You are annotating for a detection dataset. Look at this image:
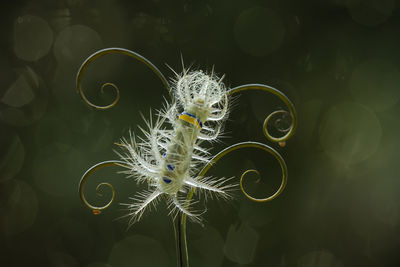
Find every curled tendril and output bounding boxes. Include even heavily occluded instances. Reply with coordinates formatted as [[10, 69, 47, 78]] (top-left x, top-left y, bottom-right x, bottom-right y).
[[271, 110, 292, 133], [79, 160, 129, 214], [264, 110, 292, 147], [180, 141, 288, 265], [76, 47, 170, 110], [240, 165, 287, 202], [198, 141, 287, 202], [228, 84, 297, 144]]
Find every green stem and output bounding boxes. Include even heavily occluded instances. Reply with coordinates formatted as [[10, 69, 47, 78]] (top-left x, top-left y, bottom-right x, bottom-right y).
[[173, 215, 188, 267], [180, 213, 189, 267]]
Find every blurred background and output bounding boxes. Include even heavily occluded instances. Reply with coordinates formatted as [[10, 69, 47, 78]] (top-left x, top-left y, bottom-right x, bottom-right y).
[[1, 0, 400, 266]]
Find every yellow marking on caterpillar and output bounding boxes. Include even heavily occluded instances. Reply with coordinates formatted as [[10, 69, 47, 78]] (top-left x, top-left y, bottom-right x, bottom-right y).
[[179, 112, 203, 128]]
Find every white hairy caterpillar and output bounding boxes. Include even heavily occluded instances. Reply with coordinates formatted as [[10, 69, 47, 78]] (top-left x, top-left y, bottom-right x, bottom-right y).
[[115, 68, 235, 224], [77, 48, 296, 230]]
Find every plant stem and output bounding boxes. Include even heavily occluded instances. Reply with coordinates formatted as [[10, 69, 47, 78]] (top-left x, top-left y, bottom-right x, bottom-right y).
[[173, 215, 188, 267], [180, 213, 189, 267]]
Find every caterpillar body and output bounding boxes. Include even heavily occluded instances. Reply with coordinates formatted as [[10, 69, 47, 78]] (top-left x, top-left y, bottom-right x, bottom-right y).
[[117, 69, 233, 225]]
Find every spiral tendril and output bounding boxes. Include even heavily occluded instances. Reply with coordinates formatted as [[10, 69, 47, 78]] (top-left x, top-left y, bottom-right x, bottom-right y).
[[180, 141, 288, 264], [79, 160, 129, 213], [76, 47, 170, 110], [100, 82, 119, 96], [227, 84, 297, 144], [272, 110, 292, 132], [198, 141, 287, 202]]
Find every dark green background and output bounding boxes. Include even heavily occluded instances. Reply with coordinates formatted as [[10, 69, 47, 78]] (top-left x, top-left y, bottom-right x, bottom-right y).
[[1, 0, 400, 266]]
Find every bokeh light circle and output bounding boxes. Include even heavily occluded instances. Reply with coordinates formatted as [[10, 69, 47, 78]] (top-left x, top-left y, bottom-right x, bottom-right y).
[[298, 250, 343, 267], [224, 222, 259, 264], [234, 7, 285, 57], [54, 25, 102, 64], [0, 179, 38, 236], [319, 102, 382, 165], [0, 66, 48, 127], [347, 0, 396, 27], [350, 58, 400, 111], [46, 218, 95, 260], [48, 251, 79, 267], [109, 235, 169, 267], [14, 15, 53, 61], [0, 130, 25, 182], [1, 73, 35, 108], [190, 225, 224, 267]]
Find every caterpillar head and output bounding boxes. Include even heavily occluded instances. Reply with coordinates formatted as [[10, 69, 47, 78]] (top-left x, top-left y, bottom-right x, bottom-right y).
[[174, 70, 227, 122]]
